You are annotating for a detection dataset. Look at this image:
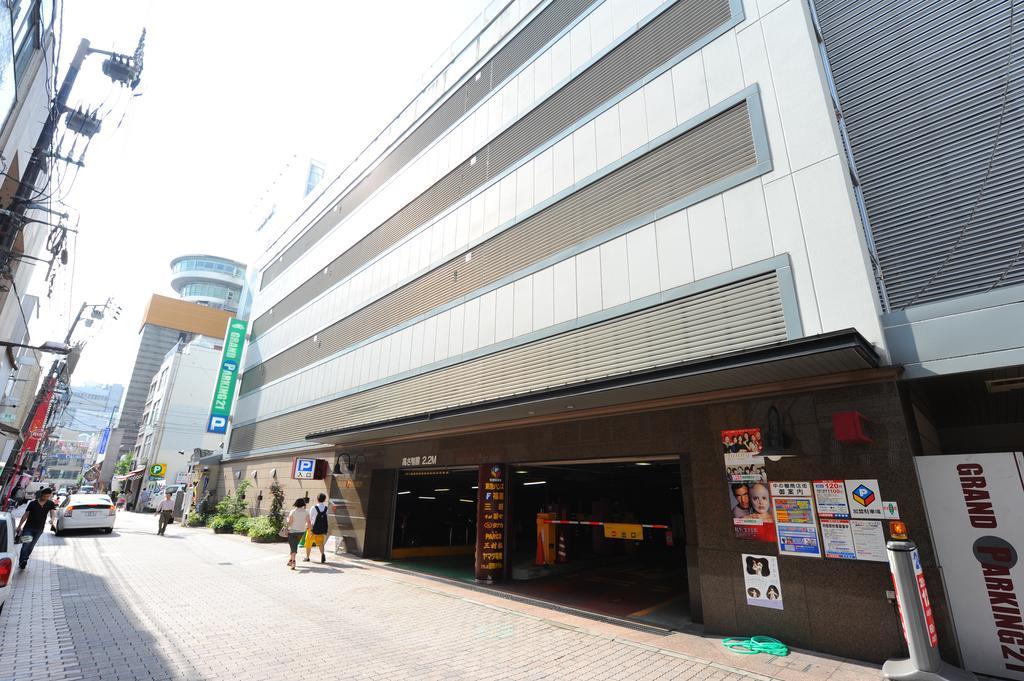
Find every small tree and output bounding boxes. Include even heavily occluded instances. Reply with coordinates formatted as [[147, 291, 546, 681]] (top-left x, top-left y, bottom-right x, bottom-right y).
[[114, 456, 131, 476], [215, 480, 251, 518], [268, 481, 285, 531]]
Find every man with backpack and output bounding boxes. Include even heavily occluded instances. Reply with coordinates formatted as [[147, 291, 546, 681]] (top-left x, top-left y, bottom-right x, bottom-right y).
[[304, 493, 330, 564]]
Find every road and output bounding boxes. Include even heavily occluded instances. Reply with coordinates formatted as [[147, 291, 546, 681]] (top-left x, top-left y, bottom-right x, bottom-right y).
[[0, 511, 879, 681]]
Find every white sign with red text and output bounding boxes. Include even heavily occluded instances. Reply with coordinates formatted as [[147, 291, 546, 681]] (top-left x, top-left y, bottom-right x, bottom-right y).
[[916, 452, 1024, 680]]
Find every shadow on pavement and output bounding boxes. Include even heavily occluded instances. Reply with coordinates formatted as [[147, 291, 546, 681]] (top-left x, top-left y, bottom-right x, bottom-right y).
[[292, 565, 347, 575], [1, 537, 204, 681]]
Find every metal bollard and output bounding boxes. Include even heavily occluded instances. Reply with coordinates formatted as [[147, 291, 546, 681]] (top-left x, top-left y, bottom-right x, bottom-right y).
[[884, 541, 975, 681]]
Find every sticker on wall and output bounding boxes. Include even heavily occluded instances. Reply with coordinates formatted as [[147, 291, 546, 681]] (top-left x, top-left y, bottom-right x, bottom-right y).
[[724, 429, 775, 543], [813, 480, 850, 518], [850, 519, 888, 561], [882, 500, 900, 519], [742, 554, 783, 610], [845, 479, 884, 519], [820, 519, 857, 559], [770, 482, 822, 558]]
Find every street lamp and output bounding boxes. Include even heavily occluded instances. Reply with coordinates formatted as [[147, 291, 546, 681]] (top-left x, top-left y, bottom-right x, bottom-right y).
[[0, 340, 72, 354]]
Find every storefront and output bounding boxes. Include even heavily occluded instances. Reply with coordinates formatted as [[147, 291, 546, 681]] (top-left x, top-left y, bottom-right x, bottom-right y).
[[296, 332, 956, 664]]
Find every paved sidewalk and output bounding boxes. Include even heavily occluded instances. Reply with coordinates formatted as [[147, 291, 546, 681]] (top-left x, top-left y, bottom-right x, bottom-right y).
[[0, 512, 882, 681]]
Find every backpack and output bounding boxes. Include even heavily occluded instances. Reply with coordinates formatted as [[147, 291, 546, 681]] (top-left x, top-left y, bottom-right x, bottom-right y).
[[312, 505, 329, 534]]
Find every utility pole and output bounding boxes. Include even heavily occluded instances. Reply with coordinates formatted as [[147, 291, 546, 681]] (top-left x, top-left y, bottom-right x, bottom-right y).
[[0, 31, 145, 274], [0, 27, 144, 508]]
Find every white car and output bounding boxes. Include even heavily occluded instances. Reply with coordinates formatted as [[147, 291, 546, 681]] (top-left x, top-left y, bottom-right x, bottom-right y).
[[54, 494, 116, 535], [1, 511, 28, 615]]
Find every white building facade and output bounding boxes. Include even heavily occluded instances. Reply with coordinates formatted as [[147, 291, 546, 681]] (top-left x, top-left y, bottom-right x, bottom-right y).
[[215, 0, 992, 671], [131, 338, 223, 505]]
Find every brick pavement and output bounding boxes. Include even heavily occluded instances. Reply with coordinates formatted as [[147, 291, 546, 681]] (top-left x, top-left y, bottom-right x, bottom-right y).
[[0, 512, 882, 681]]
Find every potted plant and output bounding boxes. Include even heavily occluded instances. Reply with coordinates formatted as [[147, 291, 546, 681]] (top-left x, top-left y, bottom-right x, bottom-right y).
[[184, 513, 208, 527], [209, 481, 252, 535], [247, 516, 285, 543], [208, 514, 235, 534]]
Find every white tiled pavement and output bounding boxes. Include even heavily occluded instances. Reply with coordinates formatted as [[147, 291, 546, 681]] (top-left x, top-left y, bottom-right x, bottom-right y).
[[0, 511, 879, 681]]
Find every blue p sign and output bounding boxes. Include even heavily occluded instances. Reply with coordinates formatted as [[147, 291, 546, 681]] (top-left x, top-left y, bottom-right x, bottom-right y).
[[207, 415, 228, 433], [294, 458, 316, 479]]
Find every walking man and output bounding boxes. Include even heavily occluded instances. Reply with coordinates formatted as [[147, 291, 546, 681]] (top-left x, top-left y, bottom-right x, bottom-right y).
[[156, 491, 175, 535], [139, 487, 152, 512], [15, 487, 56, 569], [304, 493, 330, 564]]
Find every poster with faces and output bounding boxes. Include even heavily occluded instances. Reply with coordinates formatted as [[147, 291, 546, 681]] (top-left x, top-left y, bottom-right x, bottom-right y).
[[743, 554, 783, 610], [724, 429, 775, 543]]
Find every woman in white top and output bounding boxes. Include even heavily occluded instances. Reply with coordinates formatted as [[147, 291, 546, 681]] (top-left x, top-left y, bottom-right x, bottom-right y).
[[285, 498, 311, 570]]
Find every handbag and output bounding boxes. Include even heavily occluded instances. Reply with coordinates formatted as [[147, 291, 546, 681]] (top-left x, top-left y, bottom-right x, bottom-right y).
[[278, 526, 289, 538]]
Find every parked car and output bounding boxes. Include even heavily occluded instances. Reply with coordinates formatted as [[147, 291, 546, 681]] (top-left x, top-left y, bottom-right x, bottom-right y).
[[1, 511, 29, 615], [54, 494, 116, 535]]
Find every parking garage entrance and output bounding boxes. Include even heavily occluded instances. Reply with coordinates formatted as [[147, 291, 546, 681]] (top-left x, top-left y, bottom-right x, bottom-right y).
[[388, 457, 690, 629]]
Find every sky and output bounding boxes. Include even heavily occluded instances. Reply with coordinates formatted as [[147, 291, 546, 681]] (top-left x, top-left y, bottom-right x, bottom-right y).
[[25, 0, 485, 387]]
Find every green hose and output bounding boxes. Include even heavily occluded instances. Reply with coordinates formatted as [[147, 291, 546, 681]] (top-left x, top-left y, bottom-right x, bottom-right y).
[[722, 636, 790, 656]]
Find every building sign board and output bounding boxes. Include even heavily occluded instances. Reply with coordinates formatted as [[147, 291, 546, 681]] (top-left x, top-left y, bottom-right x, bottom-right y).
[[770, 482, 821, 558], [912, 548, 939, 647], [292, 458, 316, 480], [22, 391, 54, 454], [916, 452, 1024, 679], [149, 463, 167, 479], [850, 519, 887, 562], [821, 519, 856, 559], [206, 318, 247, 434], [475, 464, 506, 582], [845, 479, 883, 519], [604, 523, 643, 540], [97, 427, 111, 455], [813, 480, 850, 518]]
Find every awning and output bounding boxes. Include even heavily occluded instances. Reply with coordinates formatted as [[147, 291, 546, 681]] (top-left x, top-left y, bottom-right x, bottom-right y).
[[307, 330, 889, 447], [114, 467, 146, 481]]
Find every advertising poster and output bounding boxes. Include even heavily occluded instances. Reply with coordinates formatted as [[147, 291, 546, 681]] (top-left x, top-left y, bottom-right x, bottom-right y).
[[850, 519, 887, 561], [742, 554, 783, 610], [724, 429, 775, 542], [916, 452, 1024, 679], [845, 479, 884, 519], [820, 519, 856, 559], [723, 428, 764, 453], [770, 482, 821, 558], [812, 480, 850, 518]]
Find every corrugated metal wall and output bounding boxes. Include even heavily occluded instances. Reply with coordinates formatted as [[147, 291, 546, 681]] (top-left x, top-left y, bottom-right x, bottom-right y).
[[261, 0, 594, 289], [252, 0, 732, 336], [815, 0, 1024, 309], [229, 272, 786, 454], [240, 101, 756, 394]]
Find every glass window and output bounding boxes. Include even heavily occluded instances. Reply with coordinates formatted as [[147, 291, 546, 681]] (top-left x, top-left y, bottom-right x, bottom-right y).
[[173, 258, 244, 278]]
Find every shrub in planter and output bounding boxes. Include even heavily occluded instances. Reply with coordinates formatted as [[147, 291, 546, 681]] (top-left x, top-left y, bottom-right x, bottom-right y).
[[247, 516, 284, 543], [233, 517, 254, 535], [184, 513, 208, 528], [208, 515, 236, 534]]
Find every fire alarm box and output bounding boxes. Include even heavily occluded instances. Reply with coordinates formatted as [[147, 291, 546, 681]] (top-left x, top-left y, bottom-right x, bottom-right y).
[[832, 411, 872, 445]]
